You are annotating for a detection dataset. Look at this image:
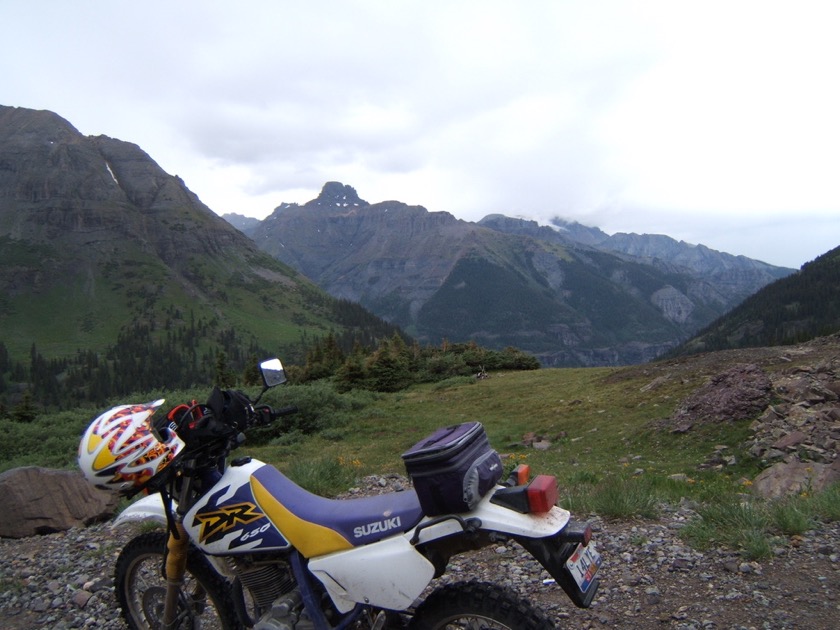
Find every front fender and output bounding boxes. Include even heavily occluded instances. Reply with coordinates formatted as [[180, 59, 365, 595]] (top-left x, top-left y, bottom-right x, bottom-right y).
[[111, 494, 174, 529], [111, 494, 234, 580]]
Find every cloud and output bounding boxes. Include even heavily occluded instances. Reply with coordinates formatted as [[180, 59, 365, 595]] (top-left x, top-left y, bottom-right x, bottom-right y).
[[2, 0, 838, 268]]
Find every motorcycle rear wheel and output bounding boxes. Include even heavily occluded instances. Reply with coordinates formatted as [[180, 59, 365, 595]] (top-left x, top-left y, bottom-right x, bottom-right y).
[[115, 530, 241, 630], [408, 580, 556, 630]]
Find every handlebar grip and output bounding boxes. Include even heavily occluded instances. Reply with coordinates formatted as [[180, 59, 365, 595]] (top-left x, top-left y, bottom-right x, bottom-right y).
[[272, 405, 299, 419], [251, 405, 299, 428]]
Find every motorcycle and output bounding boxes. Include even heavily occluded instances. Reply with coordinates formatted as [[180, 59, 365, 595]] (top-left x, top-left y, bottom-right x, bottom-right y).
[[78, 358, 600, 629]]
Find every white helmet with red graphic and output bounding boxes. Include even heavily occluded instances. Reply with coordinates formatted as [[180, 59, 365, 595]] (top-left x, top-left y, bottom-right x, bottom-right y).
[[78, 399, 185, 494]]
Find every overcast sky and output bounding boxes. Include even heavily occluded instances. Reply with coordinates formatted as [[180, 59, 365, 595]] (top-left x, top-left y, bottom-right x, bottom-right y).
[[4, 1, 839, 268]]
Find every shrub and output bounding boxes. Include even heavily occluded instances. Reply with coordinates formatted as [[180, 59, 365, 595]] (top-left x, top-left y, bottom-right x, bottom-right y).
[[251, 381, 374, 442], [286, 456, 363, 497], [269, 429, 305, 447], [811, 482, 840, 522], [769, 496, 815, 536]]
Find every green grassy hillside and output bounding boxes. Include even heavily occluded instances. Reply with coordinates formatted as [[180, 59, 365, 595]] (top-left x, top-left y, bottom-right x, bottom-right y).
[[249, 363, 742, 485]]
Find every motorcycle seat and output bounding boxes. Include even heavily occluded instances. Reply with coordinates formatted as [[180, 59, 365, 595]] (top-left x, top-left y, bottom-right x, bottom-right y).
[[250, 465, 425, 558]]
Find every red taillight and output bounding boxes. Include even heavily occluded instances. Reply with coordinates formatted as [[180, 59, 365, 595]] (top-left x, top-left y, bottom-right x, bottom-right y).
[[582, 523, 593, 546], [526, 474, 558, 513], [513, 464, 531, 485]]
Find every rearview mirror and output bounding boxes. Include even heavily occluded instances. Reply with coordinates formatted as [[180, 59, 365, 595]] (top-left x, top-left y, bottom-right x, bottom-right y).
[[260, 358, 287, 388]]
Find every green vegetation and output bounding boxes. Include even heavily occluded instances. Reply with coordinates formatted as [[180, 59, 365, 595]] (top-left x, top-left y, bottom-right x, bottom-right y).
[[679, 487, 840, 560], [413, 251, 694, 352], [0, 294, 405, 410], [286, 455, 365, 497], [564, 475, 661, 519], [0, 228, 406, 409], [417, 256, 574, 345], [301, 333, 538, 393], [2, 359, 838, 561]]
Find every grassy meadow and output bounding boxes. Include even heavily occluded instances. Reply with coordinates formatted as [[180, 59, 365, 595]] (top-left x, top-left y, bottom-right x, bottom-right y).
[[250, 366, 738, 481], [4, 363, 838, 559]]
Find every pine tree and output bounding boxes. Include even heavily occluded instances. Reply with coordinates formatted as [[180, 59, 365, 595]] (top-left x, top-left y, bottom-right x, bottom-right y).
[[242, 354, 261, 387], [214, 352, 237, 388], [12, 389, 38, 423], [366, 337, 412, 392]]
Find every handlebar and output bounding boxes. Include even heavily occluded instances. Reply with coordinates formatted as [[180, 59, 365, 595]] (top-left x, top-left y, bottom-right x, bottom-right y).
[[272, 405, 300, 419], [252, 404, 299, 427], [157, 393, 299, 447]]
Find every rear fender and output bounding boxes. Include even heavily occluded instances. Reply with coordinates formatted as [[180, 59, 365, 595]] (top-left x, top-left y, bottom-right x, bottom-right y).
[[410, 493, 571, 545], [408, 493, 599, 608], [515, 523, 600, 608]]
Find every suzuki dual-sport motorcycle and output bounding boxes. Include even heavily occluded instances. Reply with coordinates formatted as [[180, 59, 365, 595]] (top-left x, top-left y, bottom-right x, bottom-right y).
[[78, 359, 601, 630]]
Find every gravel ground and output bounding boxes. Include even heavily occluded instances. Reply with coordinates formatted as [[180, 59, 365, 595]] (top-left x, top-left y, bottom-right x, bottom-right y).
[[452, 508, 840, 629], [1, 493, 839, 630]]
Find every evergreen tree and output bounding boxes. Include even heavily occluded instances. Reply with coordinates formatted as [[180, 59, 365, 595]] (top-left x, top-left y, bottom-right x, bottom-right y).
[[242, 354, 261, 387], [335, 353, 367, 392], [366, 338, 412, 392], [214, 351, 237, 388], [12, 389, 38, 423], [0, 341, 9, 372], [304, 332, 346, 381]]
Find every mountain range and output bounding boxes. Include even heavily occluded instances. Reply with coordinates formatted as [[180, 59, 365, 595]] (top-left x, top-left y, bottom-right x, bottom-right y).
[[0, 106, 398, 400], [231, 182, 793, 366], [0, 103, 813, 398]]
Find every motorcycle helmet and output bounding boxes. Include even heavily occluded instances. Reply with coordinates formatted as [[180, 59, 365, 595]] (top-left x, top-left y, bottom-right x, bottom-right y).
[[78, 399, 185, 494]]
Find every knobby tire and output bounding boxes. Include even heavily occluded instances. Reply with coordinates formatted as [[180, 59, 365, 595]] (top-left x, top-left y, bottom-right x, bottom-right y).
[[408, 580, 556, 630]]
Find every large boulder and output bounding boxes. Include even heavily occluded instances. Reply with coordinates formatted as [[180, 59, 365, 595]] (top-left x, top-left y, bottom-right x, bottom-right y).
[[752, 459, 840, 500], [0, 466, 119, 538]]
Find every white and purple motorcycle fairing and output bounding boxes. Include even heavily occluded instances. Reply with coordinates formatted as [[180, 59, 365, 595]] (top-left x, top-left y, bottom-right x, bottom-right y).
[[113, 457, 573, 613]]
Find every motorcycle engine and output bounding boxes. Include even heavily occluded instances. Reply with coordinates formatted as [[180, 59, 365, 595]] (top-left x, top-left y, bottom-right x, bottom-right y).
[[229, 557, 296, 616]]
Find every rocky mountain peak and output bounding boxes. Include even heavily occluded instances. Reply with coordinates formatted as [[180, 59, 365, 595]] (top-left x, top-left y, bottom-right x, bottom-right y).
[[549, 218, 610, 246], [0, 107, 253, 264], [308, 181, 368, 209], [248, 182, 801, 367], [0, 106, 80, 147]]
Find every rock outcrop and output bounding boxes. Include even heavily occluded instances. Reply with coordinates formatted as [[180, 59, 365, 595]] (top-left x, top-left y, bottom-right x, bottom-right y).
[[666, 363, 773, 433], [662, 341, 840, 498]]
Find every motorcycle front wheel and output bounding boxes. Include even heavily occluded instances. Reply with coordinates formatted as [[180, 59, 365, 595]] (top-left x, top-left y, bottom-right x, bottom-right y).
[[115, 530, 241, 630], [409, 580, 556, 630]]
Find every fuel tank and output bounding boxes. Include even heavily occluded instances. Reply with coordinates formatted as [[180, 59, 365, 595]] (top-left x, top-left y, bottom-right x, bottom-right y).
[[183, 459, 291, 555]]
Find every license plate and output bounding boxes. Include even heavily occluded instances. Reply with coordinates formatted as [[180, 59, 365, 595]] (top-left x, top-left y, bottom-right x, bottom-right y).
[[565, 543, 601, 592]]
